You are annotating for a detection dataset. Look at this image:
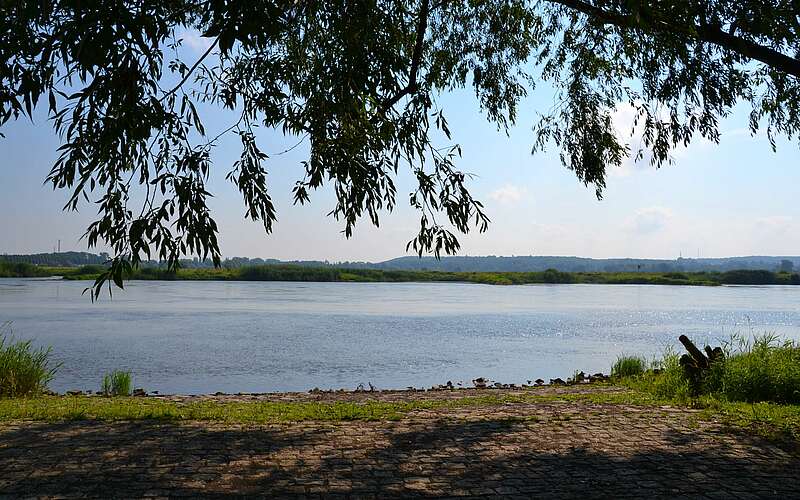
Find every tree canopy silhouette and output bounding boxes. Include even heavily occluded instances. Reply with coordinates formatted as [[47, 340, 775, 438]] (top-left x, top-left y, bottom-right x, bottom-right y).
[[3, 1, 800, 296]]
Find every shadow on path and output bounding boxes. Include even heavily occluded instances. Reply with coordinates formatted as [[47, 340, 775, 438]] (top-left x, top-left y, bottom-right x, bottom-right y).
[[0, 409, 796, 498]]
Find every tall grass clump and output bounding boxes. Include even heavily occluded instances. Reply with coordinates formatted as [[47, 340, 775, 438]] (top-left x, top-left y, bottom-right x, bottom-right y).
[[623, 334, 800, 405], [636, 348, 693, 401], [101, 370, 132, 397], [703, 334, 800, 404], [0, 322, 59, 397], [611, 356, 647, 378]]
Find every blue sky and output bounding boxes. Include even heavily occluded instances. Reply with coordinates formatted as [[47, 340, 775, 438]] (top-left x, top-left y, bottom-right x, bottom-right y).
[[2, 41, 799, 261]]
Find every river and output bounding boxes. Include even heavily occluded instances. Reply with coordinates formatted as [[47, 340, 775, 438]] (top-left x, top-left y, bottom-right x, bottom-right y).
[[1, 279, 798, 394]]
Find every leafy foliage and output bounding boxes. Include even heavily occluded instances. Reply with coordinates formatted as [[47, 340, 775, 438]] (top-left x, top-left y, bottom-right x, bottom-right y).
[[3, 1, 800, 296]]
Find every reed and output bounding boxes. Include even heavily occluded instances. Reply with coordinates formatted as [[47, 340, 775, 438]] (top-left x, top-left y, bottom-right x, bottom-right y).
[[611, 356, 647, 379], [101, 370, 132, 397], [0, 322, 59, 397]]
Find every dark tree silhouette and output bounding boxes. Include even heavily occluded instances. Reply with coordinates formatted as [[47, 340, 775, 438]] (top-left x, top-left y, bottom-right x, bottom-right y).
[[3, 1, 800, 296]]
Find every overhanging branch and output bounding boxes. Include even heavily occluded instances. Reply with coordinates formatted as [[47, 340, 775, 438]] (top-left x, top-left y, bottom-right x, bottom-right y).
[[379, 0, 431, 113], [548, 0, 800, 79]]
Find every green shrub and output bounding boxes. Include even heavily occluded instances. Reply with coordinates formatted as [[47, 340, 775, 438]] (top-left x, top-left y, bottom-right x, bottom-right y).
[[611, 356, 647, 378], [101, 370, 132, 397], [0, 261, 52, 278], [542, 268, 575, 283], [720, 269, 778, 285], [0, 322, 59, 397], [703, 334, 800, 404]]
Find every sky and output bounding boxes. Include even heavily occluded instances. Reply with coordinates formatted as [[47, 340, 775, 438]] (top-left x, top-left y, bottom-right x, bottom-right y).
[[2, 42, 800, 262]]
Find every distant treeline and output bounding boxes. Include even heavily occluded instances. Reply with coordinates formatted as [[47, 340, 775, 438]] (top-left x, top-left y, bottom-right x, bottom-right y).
[[20, 264, 798, 286], [0, 252, 108, 267], [361, 255, 800, 274], [3, 252, 798, 274]]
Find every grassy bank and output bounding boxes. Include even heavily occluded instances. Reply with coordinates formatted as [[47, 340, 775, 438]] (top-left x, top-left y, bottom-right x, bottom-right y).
[[621, 335, 800, 404], [614, 335, 800, 442], [13, 263, 799, 286], [0, 395, 432, 422], [1, 388, 798, 447], [0, 390, 606, 423]]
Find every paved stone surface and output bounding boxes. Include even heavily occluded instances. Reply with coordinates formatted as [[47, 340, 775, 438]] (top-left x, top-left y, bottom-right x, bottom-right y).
[[1, 389, 797, 499]]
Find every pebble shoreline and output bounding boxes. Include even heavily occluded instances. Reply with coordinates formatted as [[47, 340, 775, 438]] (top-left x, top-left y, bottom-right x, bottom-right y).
[[59, 371, 613, 398]]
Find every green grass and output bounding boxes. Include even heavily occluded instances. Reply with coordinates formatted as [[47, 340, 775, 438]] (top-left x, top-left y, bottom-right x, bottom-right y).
[[0, 386, 798, 446], [0, 392, 552, 423], [0, 386, 653, 423], [624, 334, 800, 405], [695, 398, 800, 442], [705, 334, 800, 404], [621, 348, 694, 401], [101, 370, 133, 397], [614, 336, 800, 444], [611, 356, 647, 378], [0, 397, 411, 422], [0, 323, 59, 397]]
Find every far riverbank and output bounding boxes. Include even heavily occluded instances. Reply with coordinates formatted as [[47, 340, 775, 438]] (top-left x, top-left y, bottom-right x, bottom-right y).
[[3, 261, 800, 286]]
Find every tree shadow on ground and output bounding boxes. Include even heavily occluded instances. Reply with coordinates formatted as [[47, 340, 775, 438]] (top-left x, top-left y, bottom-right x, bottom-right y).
[[0, 416, 796, 498]]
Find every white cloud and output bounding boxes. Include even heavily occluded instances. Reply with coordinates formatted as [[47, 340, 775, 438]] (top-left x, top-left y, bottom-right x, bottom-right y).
[[609, 102, 716, 175], [489, 184, 528, 205], [753, 216, 796, 238], [180, 29, 215, 54], [725, 127, 753, 138], [609, 103, 650, 177], [756, 215, 793, 226], [625, 206, 674, 234]]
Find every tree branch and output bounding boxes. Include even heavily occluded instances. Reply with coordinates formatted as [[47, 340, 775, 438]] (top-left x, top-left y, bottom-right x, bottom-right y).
[[379, 0, 431, 113], [548, 0, 800, 79], [161, 36, 220, 102]]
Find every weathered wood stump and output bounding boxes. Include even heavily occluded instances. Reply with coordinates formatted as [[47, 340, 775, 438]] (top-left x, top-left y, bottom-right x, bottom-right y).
[[678, 335, 724, 395]]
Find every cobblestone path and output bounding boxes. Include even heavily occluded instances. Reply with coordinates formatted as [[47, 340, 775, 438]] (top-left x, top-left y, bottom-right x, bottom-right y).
[[1, 389, 797, 499]]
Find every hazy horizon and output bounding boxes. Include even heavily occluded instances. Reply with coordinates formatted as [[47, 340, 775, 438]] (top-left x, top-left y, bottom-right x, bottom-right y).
[[3, 249, 800, 265]]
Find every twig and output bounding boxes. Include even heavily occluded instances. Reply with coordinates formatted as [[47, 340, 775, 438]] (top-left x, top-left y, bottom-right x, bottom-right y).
[[161, 36, 220, 102]]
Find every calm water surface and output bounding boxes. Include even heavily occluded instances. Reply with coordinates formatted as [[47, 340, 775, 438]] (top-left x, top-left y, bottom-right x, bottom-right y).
[[1, 279, 799, 394]]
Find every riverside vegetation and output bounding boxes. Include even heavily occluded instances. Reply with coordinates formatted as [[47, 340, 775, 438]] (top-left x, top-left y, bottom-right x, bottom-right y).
[[101, 370, 133, 397], [0, 322, 60, 398], [0, 324, 798, 445], [3, 260, 800, 286]]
